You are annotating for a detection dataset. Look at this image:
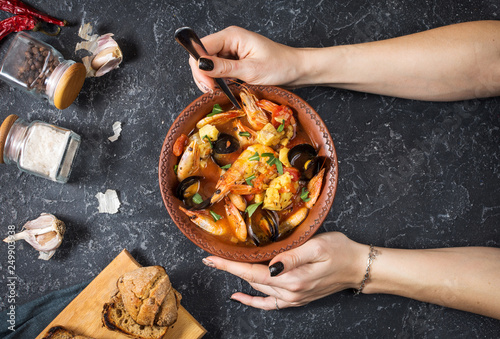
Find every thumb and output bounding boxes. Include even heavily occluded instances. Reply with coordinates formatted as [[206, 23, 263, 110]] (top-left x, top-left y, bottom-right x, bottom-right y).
[[198, 56, 242, 80], [268, 238, 323, 277]]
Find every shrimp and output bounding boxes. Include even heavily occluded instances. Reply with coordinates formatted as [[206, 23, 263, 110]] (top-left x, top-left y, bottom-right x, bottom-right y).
[[211, 144, 277, 204], [228, 193, 247, 211], [305, 168, 325, 209], [196, 110, 245, 129], [234, 119, 257, 147], [240, 88, 269, 130], [257, 99, 297, 139], [230, 185, 264, 195], [177, 140, 200, 182], [179, 207, 227, 236], [224, 197, 247, 242], [278, 207, 309, 237]]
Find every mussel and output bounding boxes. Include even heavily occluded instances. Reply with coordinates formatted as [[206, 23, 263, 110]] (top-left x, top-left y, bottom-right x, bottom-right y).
[[176, 176, 211, 210], [213, 133, 241, 166], [246, 207, 279, 246], [288, 143, 327, 180]]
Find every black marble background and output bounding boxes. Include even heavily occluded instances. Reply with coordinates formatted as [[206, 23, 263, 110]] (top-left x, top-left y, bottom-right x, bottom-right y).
[[1, 0, 500, 338]]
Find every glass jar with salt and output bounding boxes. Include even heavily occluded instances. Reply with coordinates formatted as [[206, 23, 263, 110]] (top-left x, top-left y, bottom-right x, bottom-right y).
[[0, 32, 86, 110], [0, 114, 80, 183]]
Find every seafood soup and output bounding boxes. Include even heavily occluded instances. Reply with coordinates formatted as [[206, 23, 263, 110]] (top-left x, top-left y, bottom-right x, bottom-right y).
[[173, 88, 327, 246]]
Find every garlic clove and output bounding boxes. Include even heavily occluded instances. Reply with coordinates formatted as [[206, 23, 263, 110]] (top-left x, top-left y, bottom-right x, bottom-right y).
[[76, 22, 123, 77], [3, 213, 65, 261], [92, 45, 123, 77]]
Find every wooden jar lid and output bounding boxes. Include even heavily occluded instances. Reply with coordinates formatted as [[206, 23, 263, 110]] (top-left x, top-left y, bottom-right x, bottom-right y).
[[53, 62, 86, 110], [0, 114, 19, 164]]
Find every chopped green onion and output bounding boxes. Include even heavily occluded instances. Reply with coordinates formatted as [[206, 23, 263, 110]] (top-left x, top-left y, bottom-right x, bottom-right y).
[[239, 131, 251, 138], [221, 164, 231, 169], [277, 119, 285, 132], [173, 164, 178, 175], [192, 193, 203, 204], [210, 210, 222, 221], [245, 202, 262, 218], [207, 104, 224, 117], [248, 152, 260, 161], [245, 174, 256, 186], [300, 187, 311, 202]]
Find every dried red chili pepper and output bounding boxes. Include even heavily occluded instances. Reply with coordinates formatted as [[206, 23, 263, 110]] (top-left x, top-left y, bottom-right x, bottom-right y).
[[0, 0, 66, 26], [0, 14, 36, 41]]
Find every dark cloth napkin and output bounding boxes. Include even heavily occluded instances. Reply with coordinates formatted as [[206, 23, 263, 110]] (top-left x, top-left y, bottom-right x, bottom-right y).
[[0, 281, 89, 339]]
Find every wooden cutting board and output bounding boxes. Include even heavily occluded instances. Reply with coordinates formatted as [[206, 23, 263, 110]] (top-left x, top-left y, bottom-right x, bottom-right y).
[[37, 249, 206, 339]]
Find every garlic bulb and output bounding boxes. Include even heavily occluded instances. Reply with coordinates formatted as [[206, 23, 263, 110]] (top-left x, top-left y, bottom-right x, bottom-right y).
[[75, 22, 123, 77], [3, 213, 65, 260]]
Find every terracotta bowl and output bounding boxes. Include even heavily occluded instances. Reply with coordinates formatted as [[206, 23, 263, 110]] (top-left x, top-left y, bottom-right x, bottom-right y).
[[159, 84, 338, 262]]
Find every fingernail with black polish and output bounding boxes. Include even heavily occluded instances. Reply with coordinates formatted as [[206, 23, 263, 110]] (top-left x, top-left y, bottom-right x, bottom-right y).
[[199, 57, 214, 71], [269, 262, 284, 277]]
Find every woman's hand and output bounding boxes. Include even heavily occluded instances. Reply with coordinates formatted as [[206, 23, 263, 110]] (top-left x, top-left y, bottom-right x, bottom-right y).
[[188, 26, 304, 93], [202, 232, 368, 310]]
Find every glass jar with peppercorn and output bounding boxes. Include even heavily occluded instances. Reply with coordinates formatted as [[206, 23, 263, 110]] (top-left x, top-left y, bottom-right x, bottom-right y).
[[0, 114, 81, 183], [0, 32, 86, 109]]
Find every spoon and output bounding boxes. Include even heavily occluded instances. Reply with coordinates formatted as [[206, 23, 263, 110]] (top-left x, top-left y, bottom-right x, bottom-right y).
[[174, 27, 242, 110]]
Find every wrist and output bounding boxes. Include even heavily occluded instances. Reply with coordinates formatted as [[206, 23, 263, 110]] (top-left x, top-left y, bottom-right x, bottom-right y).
[[292, 45, 350, 87], [354, 245, 380, 295]]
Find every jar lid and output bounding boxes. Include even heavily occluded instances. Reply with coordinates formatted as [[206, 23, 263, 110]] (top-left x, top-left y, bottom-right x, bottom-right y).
[[0, 114, 19, 164], [53, 62, 86, 110]]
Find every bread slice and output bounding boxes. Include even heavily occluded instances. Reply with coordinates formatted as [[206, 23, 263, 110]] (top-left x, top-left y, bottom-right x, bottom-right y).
[[102, 293, 168, 339], [41, 326, 93, 339]]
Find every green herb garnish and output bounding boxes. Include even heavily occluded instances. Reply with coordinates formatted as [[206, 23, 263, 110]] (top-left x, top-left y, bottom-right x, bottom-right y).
[[275, 159, 283, 175], [192, 193, 203, 204], [221, 164, 231, 169], [248, 152, 260, 161], [202, 135, 213, 148], [210, 210, 222, 221], [277, 119, 285, 132], [245, 202, 263, 218], [300, 187, 311, 202], [173, 164, 178, 175], [207, 104, 224, 117], [245, 174, 256, 186], [262, 153, 284, 175], [239, 131, 251, 138]]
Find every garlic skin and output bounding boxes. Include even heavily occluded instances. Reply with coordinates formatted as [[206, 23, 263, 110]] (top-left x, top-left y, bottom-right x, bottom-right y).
[[76, 22, 123, 77], [3, 213, 65, 260]]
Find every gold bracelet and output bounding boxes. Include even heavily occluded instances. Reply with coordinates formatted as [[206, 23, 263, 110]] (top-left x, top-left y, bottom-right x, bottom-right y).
[[354, 245, 378, 295]]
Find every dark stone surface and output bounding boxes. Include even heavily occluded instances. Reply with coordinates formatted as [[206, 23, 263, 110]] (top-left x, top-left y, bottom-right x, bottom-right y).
[[1, 0, 499, 338]]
